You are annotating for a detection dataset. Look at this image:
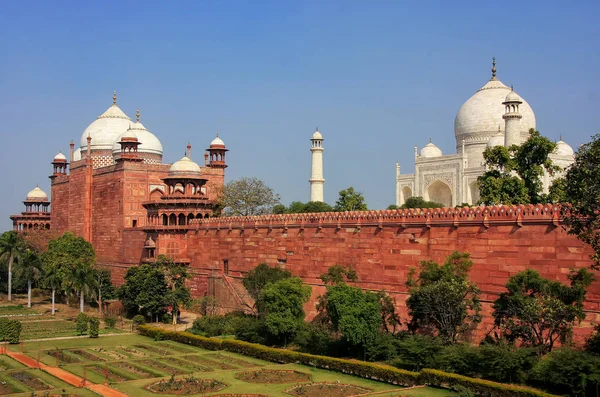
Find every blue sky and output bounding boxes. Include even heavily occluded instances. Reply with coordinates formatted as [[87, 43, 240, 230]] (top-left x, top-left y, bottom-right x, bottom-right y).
[[1, 1, 599, 231]]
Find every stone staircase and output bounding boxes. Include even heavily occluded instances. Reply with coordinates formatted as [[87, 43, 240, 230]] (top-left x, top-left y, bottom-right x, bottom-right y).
[[222, 275, 255, 314]]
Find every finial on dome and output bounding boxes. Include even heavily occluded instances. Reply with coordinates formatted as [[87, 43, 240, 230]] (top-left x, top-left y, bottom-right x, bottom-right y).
[[559, 134, 563, 141], [113, 91, 117, 105], [491, 56, 497, 81], [429, 137, 432, 143], [216, 133, 219, 137], [136, 109, 140, 122]]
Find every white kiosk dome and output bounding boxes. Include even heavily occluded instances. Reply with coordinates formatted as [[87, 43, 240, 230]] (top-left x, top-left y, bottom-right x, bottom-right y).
[[210, 135, 225, 147], [555, 138, 574, 156], [80, 92, 132, 151], [420, 141, 443, 158], [26, 186, 48, 201], [112, 119, 163, 156], [54, 152, 67, 161], [169, 156, 201, 174]]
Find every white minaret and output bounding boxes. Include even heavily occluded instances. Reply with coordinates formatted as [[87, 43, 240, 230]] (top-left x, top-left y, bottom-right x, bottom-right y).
[[309, 128, 325, 202], [503, 86, 523, 148]]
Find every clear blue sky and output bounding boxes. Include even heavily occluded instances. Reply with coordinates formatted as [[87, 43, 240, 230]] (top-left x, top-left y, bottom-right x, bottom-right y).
[[1, 1, 599, 231]]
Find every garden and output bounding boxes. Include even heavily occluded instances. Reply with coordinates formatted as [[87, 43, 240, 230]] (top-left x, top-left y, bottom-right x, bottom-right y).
[[4, 334, 456, 397]]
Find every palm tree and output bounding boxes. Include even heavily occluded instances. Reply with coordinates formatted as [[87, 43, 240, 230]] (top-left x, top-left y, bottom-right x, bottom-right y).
[[0, 231, 25, 302], [42, 263, 62, 315], [17, 249, 43, 308], [69, 261, 97, 313]]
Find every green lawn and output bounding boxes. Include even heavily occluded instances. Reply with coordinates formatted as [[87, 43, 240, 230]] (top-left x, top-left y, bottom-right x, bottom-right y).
[[12, 335, 457, 397]]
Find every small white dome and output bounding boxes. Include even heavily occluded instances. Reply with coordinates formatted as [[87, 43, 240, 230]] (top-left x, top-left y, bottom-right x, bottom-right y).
[[73, 148, 82, 161], [80, 103, 132, 151], [555, 139, 574, 156], [420, 141, 443, 158], [54, 152, 67, 161], [312, 130, 323, 140], [487, 134, 505, 148], [504, 89, 522, 103], [210, 135, 225, 147], [112, 122, 163, 155], [26, 186, 48, 201], [169, 156, 201, 174]]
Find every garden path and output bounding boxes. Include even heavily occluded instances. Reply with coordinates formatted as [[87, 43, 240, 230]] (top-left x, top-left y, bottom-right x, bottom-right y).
[[5, 350, 129, 397]]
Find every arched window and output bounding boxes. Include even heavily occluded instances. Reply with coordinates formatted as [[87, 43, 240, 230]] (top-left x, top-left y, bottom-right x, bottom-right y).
[[204, 213, 210, 219], [427, 180, 453, 207], [178, 214, 186, 225], [187, 213, 194, 223], [166, 241, 179, 258], [169, 214, 177, 225], [162, 214, 168, 226]]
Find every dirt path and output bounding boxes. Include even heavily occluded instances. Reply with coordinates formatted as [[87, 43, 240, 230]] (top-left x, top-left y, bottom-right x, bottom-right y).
[[6, 351, 129, 397]]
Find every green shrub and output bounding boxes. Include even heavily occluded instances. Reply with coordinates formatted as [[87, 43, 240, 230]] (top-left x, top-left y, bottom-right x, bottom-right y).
[[393, 334, 443, 371], [89, 318, 99, 338], [0, 318, 22, 343], [478, 343, 539, 384], [586, 324, 600, 355], [162, 313, 172, 324], [292, 321, 335, 355], [76, 313, 88, 335], [192, 313, 239, 337], [138, 326, 223, 350], [529, 348, 600, 397], [421, 368, 561, 397], [132, 315, 146, 328], [232, 316, 267, 344], [434, 344, 480, 377], [365, 332, 400, 361], [103, 316, 117, 328]]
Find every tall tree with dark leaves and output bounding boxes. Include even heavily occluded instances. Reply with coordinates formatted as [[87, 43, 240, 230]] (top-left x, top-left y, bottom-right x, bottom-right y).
[[0, 231, 26, 302], [220, 177, 280, 216], [334, 187, 368, 212]]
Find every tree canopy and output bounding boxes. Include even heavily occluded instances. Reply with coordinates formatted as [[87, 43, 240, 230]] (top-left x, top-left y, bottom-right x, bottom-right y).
[[334, 187, 368, 212], [477, 129, 560, 205], [273, 201, 334, 214], [220, 177, 280, 216], [562, 134, 600, 269], [242, 263, 292, 302], [400, 196, 444, 209], [406, 251, 481, 343], [0, 231, 26, 301], [492, 268, 594, 352]]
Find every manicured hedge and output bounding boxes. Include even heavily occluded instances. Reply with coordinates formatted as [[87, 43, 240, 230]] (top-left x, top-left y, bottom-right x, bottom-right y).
[[138, 325, 223, 351], [421, 369, 562, 397], [0, 317, 22, 344]]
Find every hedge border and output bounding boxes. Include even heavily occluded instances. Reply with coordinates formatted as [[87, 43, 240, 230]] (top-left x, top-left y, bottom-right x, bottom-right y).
[[137, 326, 561, 397]]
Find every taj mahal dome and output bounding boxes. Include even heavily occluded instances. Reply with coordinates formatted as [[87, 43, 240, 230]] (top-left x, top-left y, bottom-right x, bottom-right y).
[[395, 59, 575, 207]]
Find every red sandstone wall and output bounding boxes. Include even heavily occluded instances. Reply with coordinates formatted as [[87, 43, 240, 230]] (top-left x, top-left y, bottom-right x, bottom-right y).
[[67, 164, 87, 238], [183, 205, 600, 341], [49, 174, 70, 233]]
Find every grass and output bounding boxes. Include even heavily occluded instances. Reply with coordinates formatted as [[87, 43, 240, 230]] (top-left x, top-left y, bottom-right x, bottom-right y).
[[12, 334, 457, 396], [0, 305, 39, 316]]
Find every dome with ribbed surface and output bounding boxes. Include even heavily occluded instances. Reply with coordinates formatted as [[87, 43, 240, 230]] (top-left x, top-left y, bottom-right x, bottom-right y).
[[504, 89, 522, 103], [26, 186, 48, 201], [73, 148, 82, 161], [312, 130, 323, 140], [169, 156, 201, 174], [555, 139, 574, 156], [420, 141, 443, 158], [80, 101, 132, 151], [112, 121, 163, 155]]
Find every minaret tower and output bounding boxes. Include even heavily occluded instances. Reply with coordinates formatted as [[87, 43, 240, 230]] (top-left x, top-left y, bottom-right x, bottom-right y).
[[309, 128, 324, 202], [503, 86, 523, 148]]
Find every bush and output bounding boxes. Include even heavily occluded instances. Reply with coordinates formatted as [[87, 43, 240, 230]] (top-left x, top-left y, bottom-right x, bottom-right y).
[[0, 318, 21, 344], [365, 332, 400, 361], [104, 316, 117, 329], [132, 315, 146, 328], [530, 348, 600, 397], [76, 313, 88, 335], [393, 334, 443, 371], [586, 324, 600, 355], [478, 343, 539, 384], [292, 322, 335, 356], [162, 313, 173, 324], [138, 326, 223, 350], [191, 313, 239, 337], [434, 344, 480, 377], [89, 318, 99, 338], [421, 368, 561, 397], [232, 316, 267, 345]]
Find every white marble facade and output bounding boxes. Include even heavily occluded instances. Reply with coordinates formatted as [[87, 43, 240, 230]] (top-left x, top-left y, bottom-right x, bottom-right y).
[[395, 60, 574, 207]]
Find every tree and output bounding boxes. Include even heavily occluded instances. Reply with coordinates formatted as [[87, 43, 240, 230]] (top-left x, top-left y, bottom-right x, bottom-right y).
[[92, 268, 116, 314], [406, 251, 482, 343], [401, 196, 444, 209], [334, 187, 368, 212], [563, 134, 600, 269], [320, 264, 357, 285], [478, 129, 560, 205], [492, 268, 594, 352], [16, 249, 42, 308], [259, 277, 311, 345], [41, 232, 95, 290], [158, 255, 191, 325], [41, 262, 61, 315], [0, 231, 26, 302], [242, 263, 292, 301], [220, 177, 280, 216], [323, 283, 382, 358], [377, 290, 401, 334], [68, 261, 97, 313], [118, 263, 168, 322]]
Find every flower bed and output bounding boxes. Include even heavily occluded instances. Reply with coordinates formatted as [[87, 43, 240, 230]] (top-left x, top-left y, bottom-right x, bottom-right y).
[[136, 359, 189, 375], [161, 356, 213, 372], [90, 347, 128, 360], [46, 349, 81, 364], [70, 349, 104, 361], [10, 371, 50, 390], [85, 364, 136, 382], [111, 361, 164, 378], [236, 369, 311, 384], [182, 354, 237, 370], [284, 383, 371, 397], [146, 376, 227, 395], [204, 353, 257, 368], [118, 346, 151, 358], [134, 344, 172, 355], [21, 320, 77, 339]]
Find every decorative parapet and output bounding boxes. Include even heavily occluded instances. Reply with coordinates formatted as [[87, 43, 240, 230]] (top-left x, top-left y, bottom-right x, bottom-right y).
[[188, 204, 564, 230]]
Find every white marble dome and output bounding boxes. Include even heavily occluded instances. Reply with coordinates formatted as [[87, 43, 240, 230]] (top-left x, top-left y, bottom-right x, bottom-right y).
[[80, 102, 132, 151], [112, 121, 163, 155], [454, 79, 536, 146], [26, 186, 48, 201], [504, 89, 522, 103], [312, 130, 323, 140], [54, 152, 67, 161], [73, 148, 82, 162], [555, 139, 574, 156], [487, 134, 505, 147], [420, 141, 443, 158], [210, 135, 225, 147], [169, 156, 201, 174]]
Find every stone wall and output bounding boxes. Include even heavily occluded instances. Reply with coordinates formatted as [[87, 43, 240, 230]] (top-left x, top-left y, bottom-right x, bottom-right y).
[[182, 204, 599, 341]]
